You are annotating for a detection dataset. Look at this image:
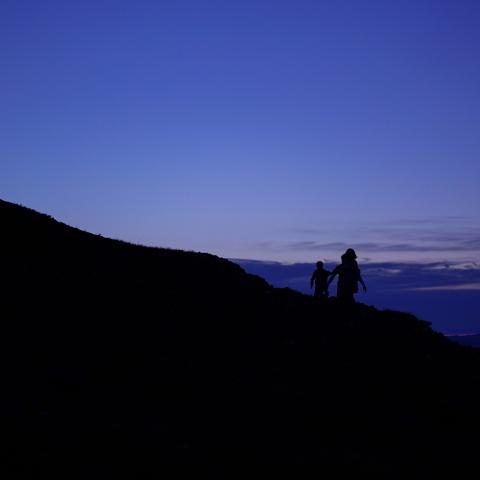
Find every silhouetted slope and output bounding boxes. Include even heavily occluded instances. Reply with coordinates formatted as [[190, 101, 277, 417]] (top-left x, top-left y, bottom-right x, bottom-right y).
[[2, 199, 480, 478], [449, 334, 480, 348]]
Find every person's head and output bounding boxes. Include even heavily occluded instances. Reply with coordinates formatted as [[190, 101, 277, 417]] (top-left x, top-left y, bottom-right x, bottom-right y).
[[344, 248, 357, 260], [316, 261, 324, 269]]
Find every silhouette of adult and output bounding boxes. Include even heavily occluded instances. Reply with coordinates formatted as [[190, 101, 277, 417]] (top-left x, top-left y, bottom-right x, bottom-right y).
[[327, 248, 367, 302], [310, 261, 331, 299]]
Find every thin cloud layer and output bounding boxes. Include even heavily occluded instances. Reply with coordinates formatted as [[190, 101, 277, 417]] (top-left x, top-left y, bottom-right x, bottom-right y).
[[407, 283, 480, 291], [285, 233, 480, 253], [235, 259, 480, 291], [286, 241, 480, 253], [256, 218, 480, 263], [276, 217, 480, 261]]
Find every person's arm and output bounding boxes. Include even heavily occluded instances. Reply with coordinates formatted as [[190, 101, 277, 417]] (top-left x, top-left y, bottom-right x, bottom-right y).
[[354, 262, 367, 292], [326, 268, 338, 288], [310, 271, 315, 289], [324, 271, 331, 296], [356, 267, 367, 292], [359, 275, 367, 292]]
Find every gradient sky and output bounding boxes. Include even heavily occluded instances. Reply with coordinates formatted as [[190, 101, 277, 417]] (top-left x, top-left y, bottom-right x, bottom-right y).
[[2, 0, 480, 263]]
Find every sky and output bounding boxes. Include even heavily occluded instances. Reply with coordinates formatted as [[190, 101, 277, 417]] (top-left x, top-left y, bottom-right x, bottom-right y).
[[2, 0, 480, 265]]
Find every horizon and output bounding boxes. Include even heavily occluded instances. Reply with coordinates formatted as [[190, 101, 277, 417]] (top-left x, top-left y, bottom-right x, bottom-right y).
[[6, 196, 480, 265], [3, 195, 480, 335], [5, 195, 480, 267], [234, 257, 480, 335]]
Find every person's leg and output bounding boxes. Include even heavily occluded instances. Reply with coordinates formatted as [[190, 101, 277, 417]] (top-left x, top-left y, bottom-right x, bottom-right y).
[[337, 285, 355, 303], [337, 284, 347, 300]]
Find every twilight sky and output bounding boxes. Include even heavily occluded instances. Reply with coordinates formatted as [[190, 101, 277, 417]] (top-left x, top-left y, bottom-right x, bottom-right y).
[[2, 0, 480, 263]]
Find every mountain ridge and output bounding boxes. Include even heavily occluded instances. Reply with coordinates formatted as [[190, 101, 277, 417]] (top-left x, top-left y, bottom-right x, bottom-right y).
[[2, 198, 480, 477]]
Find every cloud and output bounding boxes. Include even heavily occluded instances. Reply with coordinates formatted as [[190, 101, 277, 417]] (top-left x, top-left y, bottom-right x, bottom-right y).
[[234, 259, 480, 292], [287, 241, 349, 251], [405, 283, 480, 292], [231, 258, 280, 265], [283, 217, 480, 257], [287, 228, 326, 235], [285, 240, 480, 253], [374, 216, 471, 227]]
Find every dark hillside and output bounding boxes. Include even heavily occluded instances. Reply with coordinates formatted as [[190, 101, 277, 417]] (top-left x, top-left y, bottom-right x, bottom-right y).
[[449, 334, 480, 348], [2, 199, 480, 478]]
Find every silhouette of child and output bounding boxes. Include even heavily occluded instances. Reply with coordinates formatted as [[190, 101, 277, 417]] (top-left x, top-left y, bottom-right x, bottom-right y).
[[327, 248, 367, 302], [310, 261, 331, 298]]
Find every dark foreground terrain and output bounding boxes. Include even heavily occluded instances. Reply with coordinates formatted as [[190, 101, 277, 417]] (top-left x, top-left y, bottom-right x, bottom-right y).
[[2, 199, 480, 478], [450, 334, 480, 348]]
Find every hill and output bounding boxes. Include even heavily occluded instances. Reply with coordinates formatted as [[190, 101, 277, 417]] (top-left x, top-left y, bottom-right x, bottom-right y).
[[449, 334, 480, 348], [2, 199, 480, 478]]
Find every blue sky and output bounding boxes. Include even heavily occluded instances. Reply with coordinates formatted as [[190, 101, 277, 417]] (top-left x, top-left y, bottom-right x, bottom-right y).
[[2, 0, 480, 264]]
